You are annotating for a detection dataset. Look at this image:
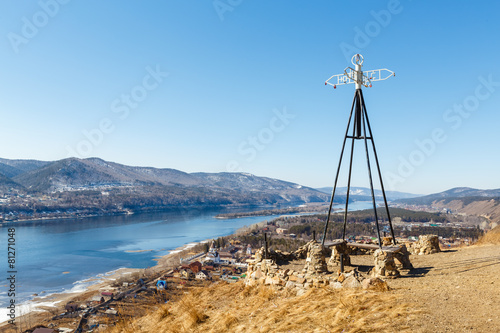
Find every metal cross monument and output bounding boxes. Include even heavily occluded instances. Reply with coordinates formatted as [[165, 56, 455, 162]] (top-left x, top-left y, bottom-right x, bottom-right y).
[[321, 54, 397, 248]]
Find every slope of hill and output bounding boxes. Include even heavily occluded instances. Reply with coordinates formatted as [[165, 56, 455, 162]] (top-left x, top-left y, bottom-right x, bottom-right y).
[[397, 187, 500, 224], [0, 158, 329, 219], [316, 186, 421, 201], [8, 157, 327, 202], [104, 283, 418, 333], [0, 158, 50, 177], [13, 158, 139, 192], [0, 172, 25, 192], [101, 244, 499, 333], [397, 187, 500, 205], [477, 225, 500, 244], [194, 172, 326, 202], [11, 158, 208, 192]]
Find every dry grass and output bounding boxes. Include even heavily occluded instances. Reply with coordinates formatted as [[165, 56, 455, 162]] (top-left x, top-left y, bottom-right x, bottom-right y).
[[104, 282, 420, 333], [477, 225, 500, 245]]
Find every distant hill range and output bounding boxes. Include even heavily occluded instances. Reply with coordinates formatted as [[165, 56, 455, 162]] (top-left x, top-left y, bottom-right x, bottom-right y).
[[2, 157, 499, 224], [315, 186, 421, 201], [396, 187, 500, 224], [395, 187, 500, 204], [0, 158, 329, 218]]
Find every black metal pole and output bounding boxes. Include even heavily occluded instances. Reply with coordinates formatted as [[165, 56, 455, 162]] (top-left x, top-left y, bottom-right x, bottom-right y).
[[342, 91, 360, 241], [313, 230, 316, 241], [355, 96, 362, 138], [360, 92, 397, 245], [264, 233, 268, 259], [360, 90, 382, 249], [321, 92, 358, 245]]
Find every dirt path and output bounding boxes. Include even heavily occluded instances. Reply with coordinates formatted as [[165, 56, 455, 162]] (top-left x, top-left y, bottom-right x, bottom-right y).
[[389, 244, 500, 332]]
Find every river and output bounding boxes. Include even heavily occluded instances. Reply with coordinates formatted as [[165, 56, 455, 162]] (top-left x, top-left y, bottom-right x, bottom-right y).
[[0, 201, 373, 320]]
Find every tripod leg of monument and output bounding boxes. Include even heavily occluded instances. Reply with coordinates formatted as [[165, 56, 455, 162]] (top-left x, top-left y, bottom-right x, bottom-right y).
[[355, 93, 362, 138], [359, 90, 383, 248], [343, 135, 356, 241], [342, 90, 361, 241], [321, 92, 357, 245], [360, 92, 397, 245]]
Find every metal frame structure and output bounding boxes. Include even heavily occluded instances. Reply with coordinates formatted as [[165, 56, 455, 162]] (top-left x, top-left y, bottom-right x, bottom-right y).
[[321, 54, 396, 248]]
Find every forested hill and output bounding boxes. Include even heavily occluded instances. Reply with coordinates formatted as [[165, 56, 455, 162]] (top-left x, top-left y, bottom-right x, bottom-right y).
[[396, 187, 500, 205], [0, 157, 329, 220], [396, 187, 500, 224], [316, 186, 420, 201]]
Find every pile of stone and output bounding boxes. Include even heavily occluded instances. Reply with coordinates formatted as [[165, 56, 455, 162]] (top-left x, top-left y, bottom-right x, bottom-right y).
[[371, 249, 400, 279], [327, 241, 351, 267], [245, 240, 390, 294], [406, 234, 441, 255], [252, 247, 297, 264], [294, 240, 330, 259], [303, 241, 329, 274], [393, 245, 414, 270]]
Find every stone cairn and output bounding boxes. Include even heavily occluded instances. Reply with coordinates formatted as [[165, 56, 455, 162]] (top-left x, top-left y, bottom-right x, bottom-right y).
[[393, 245, 414, 270], [371, 249, 400, 279], [245, 240, 390, 293], [407, 234, 441, 255], [379, 237, 413, 270], [303, 241, 329, 274], [327, 241, 351, 268]]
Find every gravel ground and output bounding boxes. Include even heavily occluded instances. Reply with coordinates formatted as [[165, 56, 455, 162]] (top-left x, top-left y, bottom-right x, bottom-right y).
[[386, 244, 500, 332]]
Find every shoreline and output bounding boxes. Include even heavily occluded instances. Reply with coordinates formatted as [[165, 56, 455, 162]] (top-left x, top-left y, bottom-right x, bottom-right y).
[[0, 234, 222, 329], [0, 267, 141, 327], [0, 206, 320, 330], [0, 203, 295, 227]]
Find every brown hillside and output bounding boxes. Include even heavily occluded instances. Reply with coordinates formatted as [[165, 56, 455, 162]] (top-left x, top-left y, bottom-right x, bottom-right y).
[[104, 244, 500, 333], [477, 225, 500, 244], [105, 283, 419, 333], [433, 198, 500, 224]]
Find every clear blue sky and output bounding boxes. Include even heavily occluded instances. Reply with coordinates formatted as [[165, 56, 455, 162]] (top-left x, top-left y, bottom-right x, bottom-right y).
[[0, 0, 499, 195]]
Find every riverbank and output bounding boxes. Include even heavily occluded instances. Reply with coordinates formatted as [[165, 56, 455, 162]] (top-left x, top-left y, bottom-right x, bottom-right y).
[[0, 267, 140, 330], [0, 203, 308, 227], [0, 206, 322, 331], [0, 238, 212, 331], [0, 213, 269, 331], [214, 204, 329, 219]]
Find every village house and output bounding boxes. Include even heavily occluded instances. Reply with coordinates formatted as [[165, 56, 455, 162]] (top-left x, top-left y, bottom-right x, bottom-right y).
[[101, 292, 114, 300], [222, 275, 240, 283], [219, 251, 236, 264], [204, 244, 221, 264], [89, 295, 105, 305], [195, 270, 211, 280], [180, 268, 195, 280], [189, 261, 202, 273], [276, 227, 289, 234]]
